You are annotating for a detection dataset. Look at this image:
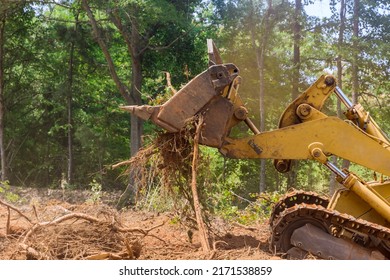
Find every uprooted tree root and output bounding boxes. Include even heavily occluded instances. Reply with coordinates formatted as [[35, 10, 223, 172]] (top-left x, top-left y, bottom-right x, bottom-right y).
[[114, 127, 193, 182], [113, 121, 199, 209], [0, 199, 165, 260], [114, 117, 213, 252], [0, 120, 217, 260]]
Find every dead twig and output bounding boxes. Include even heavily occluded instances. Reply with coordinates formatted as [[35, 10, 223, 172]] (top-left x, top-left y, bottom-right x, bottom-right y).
[[124, 238, 135, 259], [21, 210, 164, 259], [40, 212, 101, 225], [0, 199, 33, 224], [85, 252, 124, 260], [1, 201, 175, 260], [208, 250, 216, 260], [213, 240, 228, 250], [233, 222, 258, 232], [208, 240, 228, 260], [32, 204, 40, 222], [143, 233, 167, 244], [23, 212, 103, 243], [6, 207, 10, 235]]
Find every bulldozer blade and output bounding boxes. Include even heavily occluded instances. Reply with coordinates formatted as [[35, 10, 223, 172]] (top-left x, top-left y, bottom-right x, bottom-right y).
[[290, 223, 385, 260]]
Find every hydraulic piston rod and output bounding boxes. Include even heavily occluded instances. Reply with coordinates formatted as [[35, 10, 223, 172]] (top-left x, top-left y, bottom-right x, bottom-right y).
[[324, 160, 348, 181], [334, 86, 353, 109]]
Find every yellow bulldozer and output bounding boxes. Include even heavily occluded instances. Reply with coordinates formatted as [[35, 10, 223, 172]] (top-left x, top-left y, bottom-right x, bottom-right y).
[[121, 40, 390, 260]]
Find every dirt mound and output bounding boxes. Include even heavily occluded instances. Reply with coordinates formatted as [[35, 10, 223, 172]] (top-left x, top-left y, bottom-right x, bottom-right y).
[[0, 199, 275, 260]]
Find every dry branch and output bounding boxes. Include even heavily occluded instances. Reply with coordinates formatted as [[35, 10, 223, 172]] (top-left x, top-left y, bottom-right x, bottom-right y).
[[6, 207, 10, 235], [233, 222, 258, 232], [0, 199, 33, 224], [85, 252, 124, 260], [191, 115, 210, 253], [22, 212, 103, 243], [41, 212, 101, 225], [208, 250, 216, 260], [32, 204, 39, 221], [16, 207, 167, 260]]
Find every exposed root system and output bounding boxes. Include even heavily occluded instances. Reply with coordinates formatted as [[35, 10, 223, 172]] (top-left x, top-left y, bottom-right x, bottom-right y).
[[0, 197, 273, 260], [114, 118, 213, 250], [113, 127, 194, 187], [0, 199, 167, 260]]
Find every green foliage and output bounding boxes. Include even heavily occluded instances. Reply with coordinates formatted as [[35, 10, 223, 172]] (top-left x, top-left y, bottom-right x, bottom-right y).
[[2, 0, 390, 218], [234, 192, 282, 225], [86, 179, 102, 204], [0, 181, 20, 203]]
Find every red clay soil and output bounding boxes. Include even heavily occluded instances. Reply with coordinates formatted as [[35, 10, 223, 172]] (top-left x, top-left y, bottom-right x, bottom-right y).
[[0, 188, 277, 260]]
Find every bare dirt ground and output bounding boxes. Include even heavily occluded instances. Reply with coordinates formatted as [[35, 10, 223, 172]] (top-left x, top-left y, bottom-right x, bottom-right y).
[[0, 187, 276, 260]]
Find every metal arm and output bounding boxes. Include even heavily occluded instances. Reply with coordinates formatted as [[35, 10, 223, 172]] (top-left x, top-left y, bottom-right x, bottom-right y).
[[219, 115, 390, 177]]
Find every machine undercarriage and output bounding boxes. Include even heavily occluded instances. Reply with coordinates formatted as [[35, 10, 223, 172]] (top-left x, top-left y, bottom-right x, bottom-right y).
[[271, 190, 390, 259]]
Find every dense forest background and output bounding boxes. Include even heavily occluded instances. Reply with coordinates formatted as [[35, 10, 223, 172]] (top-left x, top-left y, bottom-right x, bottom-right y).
[[1, 0, 390, 212]]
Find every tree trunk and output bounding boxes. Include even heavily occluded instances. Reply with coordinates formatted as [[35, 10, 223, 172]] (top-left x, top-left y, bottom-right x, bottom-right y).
[[66, 12, 79, 185], [110, 5, 144, 207], [0, 15, 7, 181], [82, 0, 143, 207], [82, 0, 132, 103], [330, 0, 347, 196], [66, 43, 74, 185], [352, 0, 359, 104], [292, 0, 302, 101], [109, 5, 144, 156], [249, 0, 273, 193], [128, 58, 143, 156], [340, 0, 359, 174], [120, 57, 144, 208], [288, 0, 302, 188], [129, 22, 143, 156], [336, 0, 346, 117]]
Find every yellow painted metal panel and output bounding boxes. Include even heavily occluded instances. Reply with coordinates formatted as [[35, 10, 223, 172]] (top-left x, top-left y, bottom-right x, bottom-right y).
[[220, 117, 390, 177], [329, 181, 390, 227]]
